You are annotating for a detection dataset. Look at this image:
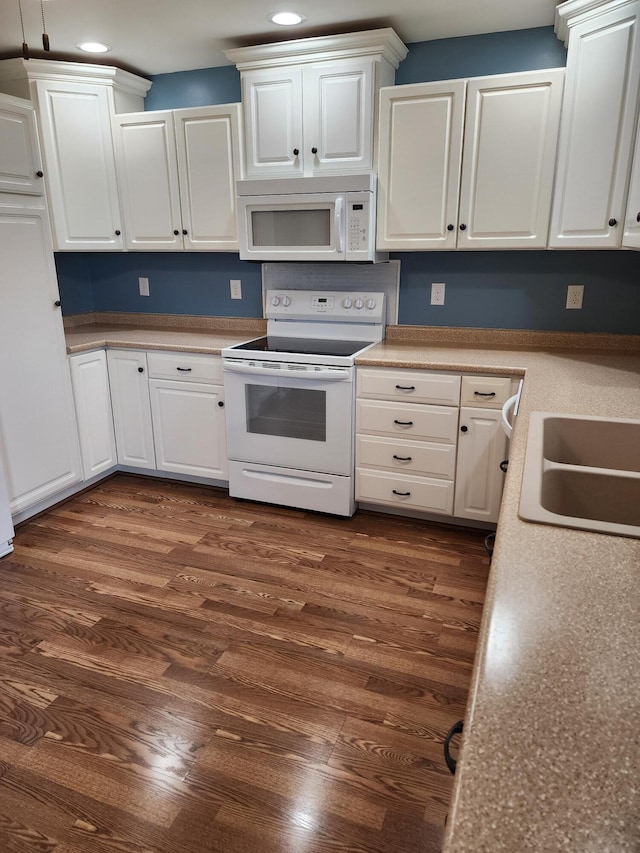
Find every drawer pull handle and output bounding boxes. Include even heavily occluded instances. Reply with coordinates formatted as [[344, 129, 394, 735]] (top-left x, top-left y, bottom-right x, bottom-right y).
[[500, 459, 509, 473], [393, 455, 412, 461], [392, 489, 411, 497], [395, 384, 416, 391], [473, 391, 496, 397], [393, 419, 414, 426], [176, 367, 192, 372]]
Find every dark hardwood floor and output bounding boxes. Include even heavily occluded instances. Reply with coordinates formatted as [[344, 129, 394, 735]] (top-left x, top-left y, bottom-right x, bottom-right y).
[[0, 474, 490, 853]]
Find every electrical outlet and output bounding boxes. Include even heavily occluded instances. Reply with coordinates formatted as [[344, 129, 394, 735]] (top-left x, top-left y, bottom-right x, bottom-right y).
[[566, 284, 584, 309], [230, 279, 242, 300], [139, 277, 149, 297], [431, 282, 446, 306]]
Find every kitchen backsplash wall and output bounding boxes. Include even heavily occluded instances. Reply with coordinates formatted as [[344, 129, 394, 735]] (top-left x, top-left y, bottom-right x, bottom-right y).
[[54, 26, 640, 334]]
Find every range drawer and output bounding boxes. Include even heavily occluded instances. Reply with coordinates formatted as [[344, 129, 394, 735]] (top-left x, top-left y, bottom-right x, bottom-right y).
[[356, 435, 456, 480], [356, 469, 455, 514], [460, 375, 512, 409], [358, 368, 461, 405], [147, 351, 222, 383], [356, 399, 459, 444]]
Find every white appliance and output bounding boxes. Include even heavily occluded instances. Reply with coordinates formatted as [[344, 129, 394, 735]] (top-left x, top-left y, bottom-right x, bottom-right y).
[[0, 454, 14, 558], [222, 289, 386, 516], [236, 174, 387, 262]]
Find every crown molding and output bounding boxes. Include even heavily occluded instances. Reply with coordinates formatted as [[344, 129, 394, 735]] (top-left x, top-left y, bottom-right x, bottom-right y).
[[0, 58, 151, 97], [555, 0, 638, 45], [225, 28, 408, 71]]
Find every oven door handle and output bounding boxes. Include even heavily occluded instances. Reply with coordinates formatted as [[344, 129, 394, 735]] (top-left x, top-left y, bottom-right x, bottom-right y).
[[223, 361, 352, 381]]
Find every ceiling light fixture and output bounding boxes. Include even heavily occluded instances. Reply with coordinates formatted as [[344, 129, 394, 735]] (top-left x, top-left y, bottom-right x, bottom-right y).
[[267, 11, 306, 26], [76, 41, 112, 53]]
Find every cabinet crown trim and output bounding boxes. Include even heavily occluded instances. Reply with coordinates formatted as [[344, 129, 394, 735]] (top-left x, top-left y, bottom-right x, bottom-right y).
[[555, 0, 639, 44], [225, 27, 407, 70], [0, 58, 151, 98]]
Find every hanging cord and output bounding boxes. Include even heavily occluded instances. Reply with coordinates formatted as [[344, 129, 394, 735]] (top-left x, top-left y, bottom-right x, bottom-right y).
[[18, 0, 29, 59], [41, 0, 50, 51]]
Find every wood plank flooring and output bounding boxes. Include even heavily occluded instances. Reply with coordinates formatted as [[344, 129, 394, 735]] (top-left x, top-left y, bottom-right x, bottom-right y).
[[0, 474, 490, 853]]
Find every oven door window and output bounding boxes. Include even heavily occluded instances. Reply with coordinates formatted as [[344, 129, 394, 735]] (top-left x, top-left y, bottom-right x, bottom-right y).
[[245, 385, 326, 442]]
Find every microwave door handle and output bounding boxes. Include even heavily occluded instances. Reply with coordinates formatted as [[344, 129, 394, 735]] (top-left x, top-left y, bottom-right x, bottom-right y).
[[335, 197, 345, 255], [223, 362, 351, 381]]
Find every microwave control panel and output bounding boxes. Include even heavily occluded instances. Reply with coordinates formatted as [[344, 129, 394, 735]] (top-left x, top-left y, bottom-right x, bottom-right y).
[[346, 192, 373, 254]]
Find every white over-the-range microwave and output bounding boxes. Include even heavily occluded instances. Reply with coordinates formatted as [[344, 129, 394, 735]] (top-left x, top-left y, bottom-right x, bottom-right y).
[[236, 174, 387, 262]]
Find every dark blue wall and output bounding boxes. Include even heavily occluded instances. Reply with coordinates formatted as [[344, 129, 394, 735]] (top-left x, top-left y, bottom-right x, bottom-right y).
[[55, 26, 640, 334]]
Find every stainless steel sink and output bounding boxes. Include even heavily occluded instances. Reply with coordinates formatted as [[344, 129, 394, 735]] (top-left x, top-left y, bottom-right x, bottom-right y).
[[519, 413, 640, 538]]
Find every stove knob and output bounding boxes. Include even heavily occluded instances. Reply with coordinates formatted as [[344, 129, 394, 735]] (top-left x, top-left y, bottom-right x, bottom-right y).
[[342, 297, 353, 309], [281, 295, 291, 307], [271, 295, 280, 306], [366, 298, 376, 310], [354, 297, 364, 310]]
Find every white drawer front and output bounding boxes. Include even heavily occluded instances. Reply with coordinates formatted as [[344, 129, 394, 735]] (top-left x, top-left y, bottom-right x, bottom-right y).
[[356, 399, 459, 443], [358, 368, 461, 405], [147, 351, 222, 383], [356, 435, 456, 480], [460, 375, 512, 408], [356, 469, 454, 514]]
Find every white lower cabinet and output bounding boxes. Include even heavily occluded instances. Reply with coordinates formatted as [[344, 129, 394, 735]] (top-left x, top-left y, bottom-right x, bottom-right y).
[[146, 351, 226, 480], [356, 367, 512, 524], [454, 407, 507, 523], [69, 350, 117, 480], [104, 349, 227, 481], [106, 350, 156, 470]]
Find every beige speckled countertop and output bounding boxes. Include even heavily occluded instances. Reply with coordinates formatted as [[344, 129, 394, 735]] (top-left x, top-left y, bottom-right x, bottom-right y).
[[66, 317, 640, 847], [358, 338, 640, 851]]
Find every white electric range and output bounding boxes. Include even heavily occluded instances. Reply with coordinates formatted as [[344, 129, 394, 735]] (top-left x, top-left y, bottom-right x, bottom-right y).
[[222, 289, 385, 516]]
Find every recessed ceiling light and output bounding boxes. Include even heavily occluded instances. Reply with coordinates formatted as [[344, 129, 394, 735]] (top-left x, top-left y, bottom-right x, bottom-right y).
[[76, 41, 112, 54], [267, 11, 306, 26]]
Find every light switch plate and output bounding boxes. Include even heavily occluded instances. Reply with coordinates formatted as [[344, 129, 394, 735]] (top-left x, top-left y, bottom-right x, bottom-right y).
[[230, 279, 242, 299], [139, 277, 149, 297]]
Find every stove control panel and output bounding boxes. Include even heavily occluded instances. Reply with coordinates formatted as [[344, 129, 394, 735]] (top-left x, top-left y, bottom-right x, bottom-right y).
[[266, 290, 385, 323]]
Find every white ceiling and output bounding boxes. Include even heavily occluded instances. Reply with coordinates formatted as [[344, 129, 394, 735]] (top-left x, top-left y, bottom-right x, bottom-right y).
[[0, 0, 560, 77]]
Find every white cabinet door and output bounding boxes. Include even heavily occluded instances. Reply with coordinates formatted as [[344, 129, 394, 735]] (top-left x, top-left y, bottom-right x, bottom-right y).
[[106, 350, 156, 470], [0, 96, 43, 195], [549, 2, 640, 248], [376, 80, 466, 250], [174, 104, 242, 251], [112, 111, 183, 250], [623, 114, 640, 247], [0, 206, 82, 513], [149, 380, 227, 480], [69, 350, 117, 481], [242, 67, 304, 177], [454, 407, 507, 523], [304, 58, 375, 174], [458, 69, 564, 249], [33, 80, 123, 250]]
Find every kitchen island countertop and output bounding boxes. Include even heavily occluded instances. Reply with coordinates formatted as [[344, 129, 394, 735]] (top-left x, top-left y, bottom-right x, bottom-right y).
[[357, 335, 640, 851]]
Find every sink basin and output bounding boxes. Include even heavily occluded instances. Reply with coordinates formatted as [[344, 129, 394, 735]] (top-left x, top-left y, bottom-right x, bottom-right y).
[[519, 413, 640, 538]]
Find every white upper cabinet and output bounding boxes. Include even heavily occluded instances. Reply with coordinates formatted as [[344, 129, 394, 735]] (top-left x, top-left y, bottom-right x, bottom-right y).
[[113, 111, 183, 250], [623, 108, 640, 247], [458, 69, 564, 249], [242, 66, 304, 177], [377, 80, 466, 250], [113, 104, 242, 251], [227, 29, 407, 179], [377, 68, 564, 251], [0, 95, 44, 195], [0, 60, 151, 251], [35, 80, 124, 250], [550, 0, 640, 248]]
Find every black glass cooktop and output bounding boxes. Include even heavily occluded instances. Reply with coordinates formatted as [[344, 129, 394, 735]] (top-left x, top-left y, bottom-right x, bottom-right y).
[[230, 336, 372, 357]]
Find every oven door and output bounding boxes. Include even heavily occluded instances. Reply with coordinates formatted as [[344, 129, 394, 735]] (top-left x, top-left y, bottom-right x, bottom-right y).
[[223, 360, 354, 475], [237, 193, 346, 261]]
